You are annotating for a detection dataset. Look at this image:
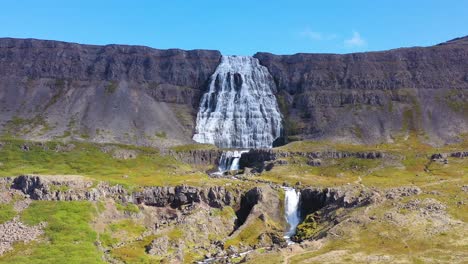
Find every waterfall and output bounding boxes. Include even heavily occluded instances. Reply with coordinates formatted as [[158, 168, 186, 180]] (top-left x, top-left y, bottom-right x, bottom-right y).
[[218, 150, 249, 172], [283, 187, 301, 241], [193, 55, 282, 149]]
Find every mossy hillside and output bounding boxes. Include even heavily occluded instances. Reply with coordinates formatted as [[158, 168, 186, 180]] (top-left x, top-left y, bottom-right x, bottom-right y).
[[115, 202, 140, 214], [2, 115, 52, 137], [109, 235, 161, 264], [100, 219, 146, 248], [265, 136, 467, 188], [286, 204, 466, 263], [0, 139, 237, 189], [0, 201, 104, 264], [224, 217, 267, 248], [294, 213, 323, 241]]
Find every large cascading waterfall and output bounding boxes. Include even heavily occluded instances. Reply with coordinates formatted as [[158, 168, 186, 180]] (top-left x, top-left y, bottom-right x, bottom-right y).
[[284, 187, 301, 242], [193, 55, 283, 149]]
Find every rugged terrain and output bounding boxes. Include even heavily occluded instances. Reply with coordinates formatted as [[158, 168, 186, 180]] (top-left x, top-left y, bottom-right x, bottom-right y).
[[0, 36, 467, 263], [0, 138, 466, 263], [1, 36, 467, 146]]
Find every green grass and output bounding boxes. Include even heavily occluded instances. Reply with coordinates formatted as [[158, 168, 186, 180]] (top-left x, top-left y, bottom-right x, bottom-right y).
[[115, 202, 140, 214], [211, 206, 236, 220], [0, 201, 103, 264], [104, 81, 118, 94], [154, 131, 167, 138], [170, 143, 217, 152], [100, 219, 146, 248], [2, 115, 51, 137], [224, 217, 267, 248], [267, 135, 468, 188], [0, 139, 232, 189], [167, 228, 184, 242], [109, 219, 146, 236], [0, 203, 16, 224], [109, 235, 160, 264]]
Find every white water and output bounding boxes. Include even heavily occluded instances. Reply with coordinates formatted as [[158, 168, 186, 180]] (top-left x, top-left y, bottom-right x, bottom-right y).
[[284, 187, 301, 241], [193, 55, 283, 149], [218, 150, 249, 172]]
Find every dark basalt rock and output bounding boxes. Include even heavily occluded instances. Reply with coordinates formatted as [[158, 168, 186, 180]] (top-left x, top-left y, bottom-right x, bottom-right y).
[[0, 38, 221, 147], [255, 36, 468, 144], [0, 37, 467, 146], [167, 149, 223, 165], [9, 175, 239, 208]]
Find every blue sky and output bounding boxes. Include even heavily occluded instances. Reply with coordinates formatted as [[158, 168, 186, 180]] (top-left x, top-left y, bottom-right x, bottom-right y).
[[1, 0, 467, 55]]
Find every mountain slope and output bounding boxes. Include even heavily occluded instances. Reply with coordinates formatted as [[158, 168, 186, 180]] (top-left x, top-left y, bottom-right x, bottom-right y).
[[0, 37, 467, 147], [0, 38, 221, 147], [255, 36, 468, 144]]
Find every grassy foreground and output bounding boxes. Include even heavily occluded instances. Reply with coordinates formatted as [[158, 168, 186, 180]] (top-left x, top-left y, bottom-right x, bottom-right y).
[[0, 201, 103, 264]]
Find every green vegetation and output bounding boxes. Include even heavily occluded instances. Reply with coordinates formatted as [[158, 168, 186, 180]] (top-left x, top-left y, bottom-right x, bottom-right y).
[[276, 94, 302, 137], [0, 139, 235, 188], [170, 143, 217, 152], [109, 235, 159, 264], [351, 125, 364, 140], [294, 213, 322, 241], [154, 131, 167, 138], [225, 218, 265, 248], [267, 135, 468, 188], [115, 202, 140, 214], [105, 81, 118, 94], [2, 115, 51, 137], [439, 89, 468, 115], [245, 251, 284, 264], [0, 201, 103, 264], [211, 206, 236, 220], [0, 203, 16, 224], [100, 219, 146, 248], [44, 79, 67, 109], [167, 227, 184, 242]]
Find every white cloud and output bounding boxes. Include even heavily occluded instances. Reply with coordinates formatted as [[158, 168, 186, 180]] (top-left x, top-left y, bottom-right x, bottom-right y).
[[300, 28, 337, 41], [344, 31, 366, 47]]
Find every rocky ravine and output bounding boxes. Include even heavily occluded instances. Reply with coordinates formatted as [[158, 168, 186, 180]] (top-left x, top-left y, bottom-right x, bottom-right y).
[[2, 174, 464, 263], [0, 37, 467, 147]]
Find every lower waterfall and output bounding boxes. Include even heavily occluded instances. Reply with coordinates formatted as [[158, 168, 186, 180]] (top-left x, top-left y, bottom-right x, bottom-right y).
[[283, 187, 301, 242], [217, 150, 248, 172]]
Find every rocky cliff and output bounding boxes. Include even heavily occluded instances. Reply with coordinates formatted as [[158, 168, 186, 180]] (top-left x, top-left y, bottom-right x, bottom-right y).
[[255, 36, 468, 144], [0, 38, 221, 147], [0, 37, 467, 147]]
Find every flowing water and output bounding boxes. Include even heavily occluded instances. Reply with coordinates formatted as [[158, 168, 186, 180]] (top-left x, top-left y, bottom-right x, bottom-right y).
[[217, 150, 249, 172], [284, 187, 301, 242], [193, 55, 282, 149]]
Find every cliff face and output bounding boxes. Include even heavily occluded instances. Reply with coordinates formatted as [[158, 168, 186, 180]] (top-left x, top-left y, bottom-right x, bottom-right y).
[[255, 36, 468, 144], [0, 38, 221, 147], [0, 37, 467, 147]]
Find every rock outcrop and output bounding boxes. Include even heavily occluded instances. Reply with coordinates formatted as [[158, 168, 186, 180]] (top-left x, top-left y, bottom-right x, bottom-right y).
[[239, 148, 387, 170], [0, 217, 46, 255], [167, 149, 223, 165], [255, 36, 468, 144], [0, 38, 221, 147], [0, 37, 467, 146], [8, 175, 239, 209], [132, 185, 238, 208]]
